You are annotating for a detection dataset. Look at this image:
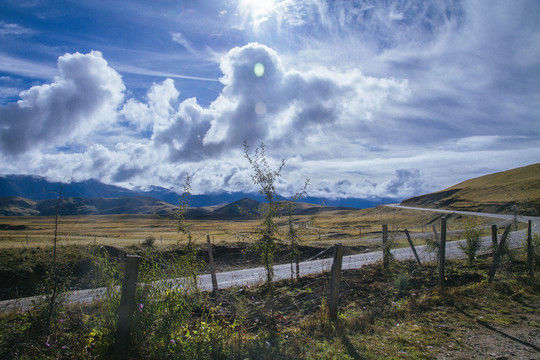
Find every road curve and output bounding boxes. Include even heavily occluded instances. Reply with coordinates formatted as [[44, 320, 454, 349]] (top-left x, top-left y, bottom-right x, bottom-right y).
[[1, 206, 538, 312]]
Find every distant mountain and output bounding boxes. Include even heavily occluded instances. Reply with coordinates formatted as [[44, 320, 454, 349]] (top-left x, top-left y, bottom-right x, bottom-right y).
[[0, 175, 140, 200], [0, 174, 397, 209], [144, 186, 268, 208], [0, 196, 178, 216], [0, 195, 346, 218], [401, 163, 540, 215], [211, 198, 262, 219]]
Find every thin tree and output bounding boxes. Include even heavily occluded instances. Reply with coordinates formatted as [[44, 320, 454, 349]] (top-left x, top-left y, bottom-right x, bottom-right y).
[[170, 173, 199, 288], [43, 180, 70, 335], [285, 179, 309, 282], [174, 173, 194, 246], [244, 141, 284, 287]]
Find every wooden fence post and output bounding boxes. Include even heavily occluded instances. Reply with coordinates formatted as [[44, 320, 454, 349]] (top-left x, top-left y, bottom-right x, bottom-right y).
[[113, 255, 141, 360], [488, 225, 512, 283], [404, 229, 422, 267], [438, 218, 447, 289], [491, 224, 498, 248], [328, 243, 344, 322], [527, 220, 534, 278], [382, 224, 389, 269], [207, 235, 218, 293]]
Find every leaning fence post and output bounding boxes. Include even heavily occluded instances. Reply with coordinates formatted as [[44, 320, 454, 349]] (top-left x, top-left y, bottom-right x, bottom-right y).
[[488, 225, 512, 283], [382, 224, 390, 269], [491, 224, 498, 248], [527, 220, 534, 278], [328, 243, 344, 322], [207, 235, 218, 293], [438, 218, 447, 289], [404, 229, 422, 267], [113, 255, 141, 360]]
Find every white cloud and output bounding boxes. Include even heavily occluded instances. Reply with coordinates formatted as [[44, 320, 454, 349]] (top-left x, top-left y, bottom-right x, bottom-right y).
[[2, 0, 540, 201], [171, 32, 197, 54], [0, 22, 34, 37], [0, 43, 412, 196], [120, 78, 179, 132], [0, 51, 125, 154], [0, 53, 57, 79]]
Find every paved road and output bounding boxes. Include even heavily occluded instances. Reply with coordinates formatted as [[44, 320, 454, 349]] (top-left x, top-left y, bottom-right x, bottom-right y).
[[1, 206, 538, 312]]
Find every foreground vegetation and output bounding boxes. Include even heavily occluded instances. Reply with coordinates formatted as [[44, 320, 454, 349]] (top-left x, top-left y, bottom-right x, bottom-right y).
[[0, 241, 538, 359], [0, 208, 524, 300]]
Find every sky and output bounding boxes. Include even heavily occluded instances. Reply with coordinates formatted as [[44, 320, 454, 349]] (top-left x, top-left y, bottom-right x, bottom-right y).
[[0, 0, 539, 200]]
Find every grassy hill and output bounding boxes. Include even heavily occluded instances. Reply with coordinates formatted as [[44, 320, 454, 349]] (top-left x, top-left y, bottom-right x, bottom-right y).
[[401, 163, 540, 215], [0, 196, 179, 216]]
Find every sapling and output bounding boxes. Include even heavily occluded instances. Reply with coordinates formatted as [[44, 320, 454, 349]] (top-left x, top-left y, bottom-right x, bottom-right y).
[[243, 141, 284, 287], [284, 179, 310, 282], [458, 217, 483, 266]]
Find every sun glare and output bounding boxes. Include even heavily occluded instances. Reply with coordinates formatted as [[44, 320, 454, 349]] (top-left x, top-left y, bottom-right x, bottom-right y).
[[240, 0, 276, 18]]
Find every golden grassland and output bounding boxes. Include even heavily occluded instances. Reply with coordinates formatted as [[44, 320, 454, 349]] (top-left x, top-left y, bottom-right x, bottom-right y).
[[446, 163, 540, 204], [405, 163, 540, 215], [0, 205, 520, 250]]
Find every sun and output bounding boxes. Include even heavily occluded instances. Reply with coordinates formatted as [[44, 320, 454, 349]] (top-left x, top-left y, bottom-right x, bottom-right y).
[[240, 0, 277, 20]]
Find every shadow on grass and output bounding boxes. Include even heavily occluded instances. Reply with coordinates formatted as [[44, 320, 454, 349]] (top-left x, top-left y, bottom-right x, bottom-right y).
[[454, 306, 540, 353], [340, 333, 366, 360]]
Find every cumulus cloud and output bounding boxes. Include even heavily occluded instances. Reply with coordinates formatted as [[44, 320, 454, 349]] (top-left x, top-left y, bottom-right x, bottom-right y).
[[120, 78, 179, 132], [0, 43, 411, 195], [0, 51, 125, 154], [151, 43, 408, 161]]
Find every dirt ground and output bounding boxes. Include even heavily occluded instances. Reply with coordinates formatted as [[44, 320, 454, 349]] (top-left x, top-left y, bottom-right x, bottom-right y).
[[433, 302, 540, 359]]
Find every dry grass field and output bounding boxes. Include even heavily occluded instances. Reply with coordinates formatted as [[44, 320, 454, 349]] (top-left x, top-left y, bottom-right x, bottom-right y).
[[0, 205, 516, 250], [403, 163, 540, 215]]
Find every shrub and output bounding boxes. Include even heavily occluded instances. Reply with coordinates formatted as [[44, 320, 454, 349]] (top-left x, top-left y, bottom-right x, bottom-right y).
[[142, 236, 155, 247], [394, 272, 410, 294], [425, 237, 440, 259], [458, 218, 484, 265]]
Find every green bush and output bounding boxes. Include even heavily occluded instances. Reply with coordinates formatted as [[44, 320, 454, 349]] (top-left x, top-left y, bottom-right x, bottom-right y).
[[142, 236, 155, 247], [458, 218, 484, 265], [394, 272, 410, 294]]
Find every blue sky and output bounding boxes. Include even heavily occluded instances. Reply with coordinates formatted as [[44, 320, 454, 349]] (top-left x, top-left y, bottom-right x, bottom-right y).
[[0, 0, 539, 199]]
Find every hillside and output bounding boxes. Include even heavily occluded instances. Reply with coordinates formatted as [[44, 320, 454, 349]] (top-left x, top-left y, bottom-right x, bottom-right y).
[[0, 197, 40, 216], [0, 196, 178, 216], [401, 163, 540, 215], [0, 195, 346, 218]]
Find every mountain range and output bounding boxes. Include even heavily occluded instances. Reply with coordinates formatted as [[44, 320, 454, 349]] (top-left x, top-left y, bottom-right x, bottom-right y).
[[0, 175, 396, 216], [0, 174, 397, 208], [2, 163, 538, 217]]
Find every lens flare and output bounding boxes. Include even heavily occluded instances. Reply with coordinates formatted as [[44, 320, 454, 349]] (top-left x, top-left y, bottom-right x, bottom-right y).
[[254, 63, 265, 77], [255, 102, 267, 116]]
